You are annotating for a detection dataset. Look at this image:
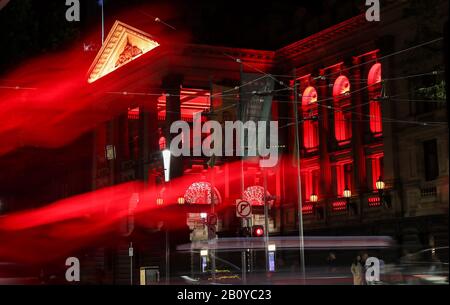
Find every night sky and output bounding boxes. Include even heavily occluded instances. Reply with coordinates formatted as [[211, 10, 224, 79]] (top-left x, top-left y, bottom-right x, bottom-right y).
[[0, 0, 366, 73]]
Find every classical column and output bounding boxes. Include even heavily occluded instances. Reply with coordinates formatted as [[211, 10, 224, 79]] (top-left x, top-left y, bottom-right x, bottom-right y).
[[162, 74, 184, 179], [318, 73, 332, 209], [351, 56, 368, 217]]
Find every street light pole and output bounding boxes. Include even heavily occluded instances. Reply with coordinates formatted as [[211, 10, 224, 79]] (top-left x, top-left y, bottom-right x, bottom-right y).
[[263, 167, 270, 275], [292, 77, 306, 284]]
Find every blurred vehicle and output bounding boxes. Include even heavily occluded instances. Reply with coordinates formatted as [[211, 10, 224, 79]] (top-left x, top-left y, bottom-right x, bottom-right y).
[[382, 247, 448, 285]]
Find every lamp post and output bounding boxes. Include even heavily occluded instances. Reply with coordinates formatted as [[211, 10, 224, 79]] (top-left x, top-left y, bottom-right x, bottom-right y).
[[162, 149, 171, 182], [376, 176, 390, 208], [177, 197, 185, 205], [343, 186, 352, 214], [161, 149, 171, 284], [310, 194, 318, 203]]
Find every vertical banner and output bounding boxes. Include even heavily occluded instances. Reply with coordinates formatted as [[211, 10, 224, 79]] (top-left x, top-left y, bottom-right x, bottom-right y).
[[240, 73, 275, 158]]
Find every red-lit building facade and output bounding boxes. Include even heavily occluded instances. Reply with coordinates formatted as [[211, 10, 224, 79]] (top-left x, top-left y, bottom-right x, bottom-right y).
[[0, 1, 447, 284]]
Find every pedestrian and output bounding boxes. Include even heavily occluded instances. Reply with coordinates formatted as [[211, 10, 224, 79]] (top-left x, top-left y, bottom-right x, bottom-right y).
[[326, 252, 337, 273], [350, 255, 364, 285]]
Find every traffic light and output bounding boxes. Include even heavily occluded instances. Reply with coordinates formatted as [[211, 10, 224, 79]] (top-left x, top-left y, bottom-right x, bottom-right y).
[[252, 225, 264, 237], [240, 226, 251, 237]]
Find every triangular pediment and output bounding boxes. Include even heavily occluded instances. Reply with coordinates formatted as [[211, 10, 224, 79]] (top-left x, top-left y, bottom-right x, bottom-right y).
[[87, 20, 159, 83]]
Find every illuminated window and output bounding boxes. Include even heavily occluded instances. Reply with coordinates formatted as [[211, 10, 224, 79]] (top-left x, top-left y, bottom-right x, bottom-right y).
[[334, 110, 352, 142], [335, 162, 353, 197], [368, 63, 382, 134], [128, 107, 140, 120], [333, 75, 350, 97], [333, 76, 352, 143], [302, 168, 320, 201], [369, 155, 384, 190], [302, 86, 319, 150], [302, 86, 318, 106]]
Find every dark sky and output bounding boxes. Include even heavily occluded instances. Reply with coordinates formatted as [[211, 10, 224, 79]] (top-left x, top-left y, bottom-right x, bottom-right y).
[[0, 0, 366, 72]]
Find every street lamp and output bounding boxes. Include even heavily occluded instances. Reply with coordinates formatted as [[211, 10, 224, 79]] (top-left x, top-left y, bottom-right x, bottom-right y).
[[343, 186, 353, 214], [177, 196, 185, 205], [375, 176, 385, 191], [343, 187, 352, 199], [156, 197, 164, 206], [162, 149, 171, 182], [376, 176, 391, 208], [310, 194, 318, 203]]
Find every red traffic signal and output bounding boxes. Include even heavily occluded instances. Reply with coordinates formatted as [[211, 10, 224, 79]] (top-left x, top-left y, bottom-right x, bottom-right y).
[[252, 225, 264, 237]]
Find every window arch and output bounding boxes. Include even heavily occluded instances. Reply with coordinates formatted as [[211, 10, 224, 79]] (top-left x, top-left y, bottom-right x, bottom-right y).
[[368, 63, 382, 87], [184, 182, 221, 205], [333, 76, 352, 143], [368, 63, 382, 134], [302, 86, 318, 106], [333, 75, 351, 98], [243, 185, 273, 206], [159, 136, 166, 150], [302, 86, 319, 150]]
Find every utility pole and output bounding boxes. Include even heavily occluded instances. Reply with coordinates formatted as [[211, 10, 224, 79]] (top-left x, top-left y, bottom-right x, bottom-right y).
[[101, 0, 105, 45], [263, 167, 270, 275], [292, 76, 306, 284], [208, 84, 217, 283]]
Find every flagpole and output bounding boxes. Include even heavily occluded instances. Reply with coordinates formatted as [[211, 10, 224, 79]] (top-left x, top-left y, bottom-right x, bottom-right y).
[[101, 0, 104, 45]]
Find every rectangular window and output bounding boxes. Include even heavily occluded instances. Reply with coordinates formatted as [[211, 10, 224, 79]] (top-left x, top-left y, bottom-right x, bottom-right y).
[[335, 162, 352, 197], [334, 110, 352, 143], [303, 120, 319, 149], [423, 139, 439, 181], [370, 155, 384, 190], [369, 101, 382, 134]]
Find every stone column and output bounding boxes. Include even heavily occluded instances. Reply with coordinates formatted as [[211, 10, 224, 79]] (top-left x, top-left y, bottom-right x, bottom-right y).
[[162, 74, 184, 179]]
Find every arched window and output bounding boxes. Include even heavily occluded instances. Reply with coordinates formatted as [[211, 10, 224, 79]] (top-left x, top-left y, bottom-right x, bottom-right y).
[[184, 182, 221, 205], [302, 86, 319, 150], [243, 185, 273, 206], [159, 136, 166, 150], [333, 76, 352, 143], [368, 63, 382, 134]]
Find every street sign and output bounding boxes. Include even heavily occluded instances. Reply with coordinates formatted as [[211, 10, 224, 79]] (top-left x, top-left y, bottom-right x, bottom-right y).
[[236, 200, 252, 218]]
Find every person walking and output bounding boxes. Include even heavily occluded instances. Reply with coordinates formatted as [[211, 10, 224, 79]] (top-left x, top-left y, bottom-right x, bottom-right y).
[[350, 255, 364, 285]]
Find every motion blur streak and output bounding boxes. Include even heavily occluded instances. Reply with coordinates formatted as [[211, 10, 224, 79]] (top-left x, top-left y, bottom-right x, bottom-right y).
[[0, 159, 294, 264], [0, 4, 190, 157]]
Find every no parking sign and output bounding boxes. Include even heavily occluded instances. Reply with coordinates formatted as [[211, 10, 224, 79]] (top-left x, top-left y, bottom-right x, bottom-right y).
[[236, 200, 252, 218]]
